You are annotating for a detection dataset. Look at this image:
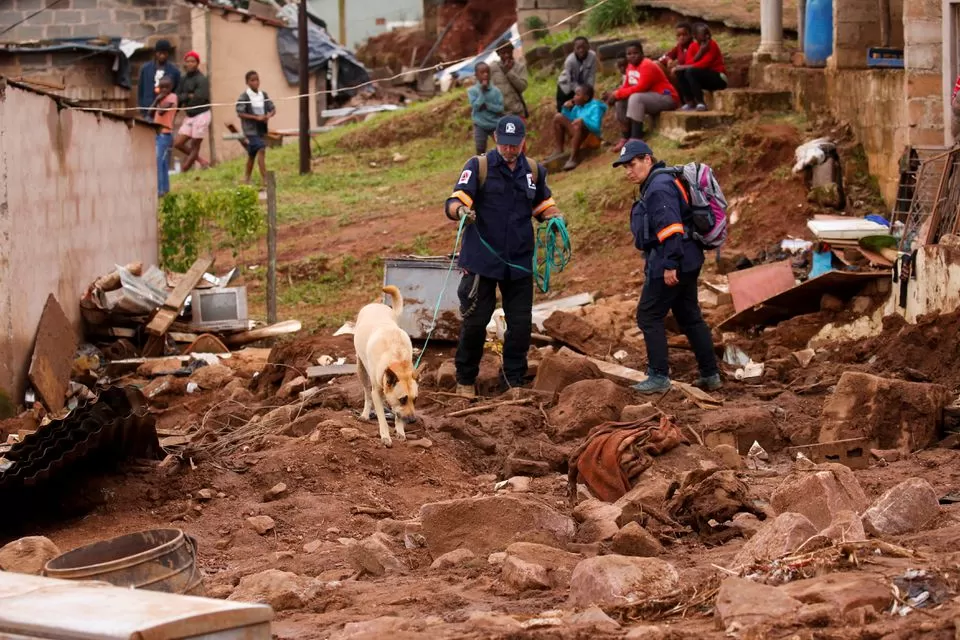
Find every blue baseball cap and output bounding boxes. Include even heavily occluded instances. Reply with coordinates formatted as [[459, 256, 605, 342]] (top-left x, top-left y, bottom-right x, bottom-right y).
[[495, 115, 526, 146], [612, 139, 654, 167]]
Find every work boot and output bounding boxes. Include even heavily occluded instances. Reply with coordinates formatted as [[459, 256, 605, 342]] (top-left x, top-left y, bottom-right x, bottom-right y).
[[693, 373, 722, 392], [631, 375, 671, 395], [456, 384, 477, 399], [611, 138, 627, 153]]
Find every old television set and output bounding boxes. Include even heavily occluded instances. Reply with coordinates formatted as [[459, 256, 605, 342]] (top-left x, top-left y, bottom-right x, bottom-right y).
[[189, 287, 249, 332]]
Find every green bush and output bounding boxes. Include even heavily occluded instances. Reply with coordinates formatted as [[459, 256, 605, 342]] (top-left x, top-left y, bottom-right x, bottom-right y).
[[524, 15, 550, 40], [586, 0, 636, 34], [159, 185, 264, 272]]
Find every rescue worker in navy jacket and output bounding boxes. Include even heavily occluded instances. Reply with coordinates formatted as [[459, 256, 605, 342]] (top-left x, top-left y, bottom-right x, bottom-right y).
[[445, 115, 564, 398], [613, 140, 721, 393]]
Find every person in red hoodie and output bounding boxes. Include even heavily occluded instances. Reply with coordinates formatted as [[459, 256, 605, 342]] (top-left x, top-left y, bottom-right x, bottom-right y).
[[675, 23, 727, 111], [603, 41, 679, 152]]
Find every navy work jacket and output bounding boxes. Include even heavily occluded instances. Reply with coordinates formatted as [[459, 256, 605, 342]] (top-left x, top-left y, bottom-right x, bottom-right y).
[[630, 162, 705, 279], [446, 150, 555, 281]]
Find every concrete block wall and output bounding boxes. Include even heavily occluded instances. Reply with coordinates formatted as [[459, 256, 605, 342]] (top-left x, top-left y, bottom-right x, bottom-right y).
[[831, 0, 904, 69], [0, 84, 158, 400], [0, 0, 191, 47], [903, 0, 943, 147]]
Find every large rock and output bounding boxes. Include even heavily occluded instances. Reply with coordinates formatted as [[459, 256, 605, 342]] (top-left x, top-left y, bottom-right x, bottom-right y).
[[611, 522, 663, 557], [771, 463, 870, 529], [501, 556, 551, 591], [861, 478, 941, 536], [819, 372, 950, 452], [0, 537, 60, 575], [190, 364, 235, 390], [532, 349, 603, 396], [715, 577, 802, 629], [779, 573, 893, 614], [345, 533, 407, 576], [820, 510, 866, 542], [568, 555, 679, 608], [700, 405, 780, 453], [503, 542, 582, 589], [573, 499, 622, 543], [550, 379, 634, 441], [733, 513, 818, 568], [228, 569, 322, 611], [430, 548, 475, 570], [419, 494, 575, 558], [542, 311, 615, 357]]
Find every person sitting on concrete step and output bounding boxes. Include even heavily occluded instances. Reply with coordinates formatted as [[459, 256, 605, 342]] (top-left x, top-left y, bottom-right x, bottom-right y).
[[604, 41, 679, 153], [553, 83, 607, 171], [556, 36, 597, 113], [675, 23, 728, 112], [613, 139, 720, 394]]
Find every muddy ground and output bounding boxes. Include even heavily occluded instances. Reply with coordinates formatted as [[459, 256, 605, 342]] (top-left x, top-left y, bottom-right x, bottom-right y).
[[6, 300, 960, 640]]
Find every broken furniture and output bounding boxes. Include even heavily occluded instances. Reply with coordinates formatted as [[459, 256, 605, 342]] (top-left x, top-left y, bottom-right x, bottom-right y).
[[0, 571, 271, 639]]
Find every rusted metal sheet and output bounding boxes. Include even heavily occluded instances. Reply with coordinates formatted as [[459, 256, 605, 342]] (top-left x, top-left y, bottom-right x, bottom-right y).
[[718, 270, 892, 331], [27, 294, 78, 412], [727, 260, 796, 313], [383, 257, 461, 341], [0, 571, 272, 640]]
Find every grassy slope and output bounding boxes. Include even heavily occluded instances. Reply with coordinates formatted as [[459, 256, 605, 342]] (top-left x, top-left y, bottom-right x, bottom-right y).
[[169, 23, 833, 330]]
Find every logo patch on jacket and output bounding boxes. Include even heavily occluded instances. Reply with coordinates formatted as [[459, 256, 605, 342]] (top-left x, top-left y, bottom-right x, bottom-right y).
[[458, 170, 472, 185], [526, 173, 535, 190]]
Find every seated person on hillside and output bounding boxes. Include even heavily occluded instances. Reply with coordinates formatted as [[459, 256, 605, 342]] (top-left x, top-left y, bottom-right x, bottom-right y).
[[952, 73, 960, 142], [657, 22, 693, 85], [675, 23, 727, 111], [553, 84, 607, 171], [468, 62, 504, 155], [603, 41, 679, 151], [556, 36, 597, 112]]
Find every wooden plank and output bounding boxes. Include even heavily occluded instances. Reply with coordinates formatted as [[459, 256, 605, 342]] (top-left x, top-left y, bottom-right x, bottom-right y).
[[574, 349, 722, 410], [146, 257, 214, 337], [673, 381, 722, 410], [28, 295, 78, 413], [306, 363, 358, 380], [727, 260, 796, 313], [223, 320, 302, 347]]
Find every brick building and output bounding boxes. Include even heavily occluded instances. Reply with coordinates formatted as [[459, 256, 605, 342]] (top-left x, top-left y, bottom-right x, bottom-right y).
[[0, 0, 194, 110], [750, 0, 950, 207]]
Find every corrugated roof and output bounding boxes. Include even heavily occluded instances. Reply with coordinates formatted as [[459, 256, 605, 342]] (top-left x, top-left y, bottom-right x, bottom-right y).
[[2, 76, 159, 129]]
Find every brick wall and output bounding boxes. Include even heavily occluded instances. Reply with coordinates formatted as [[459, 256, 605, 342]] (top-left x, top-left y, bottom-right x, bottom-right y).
[[903, 0, 943, 147], [0, 84, 158, 400], [831, 0, 904, 69], [0, 0, 191, 45]]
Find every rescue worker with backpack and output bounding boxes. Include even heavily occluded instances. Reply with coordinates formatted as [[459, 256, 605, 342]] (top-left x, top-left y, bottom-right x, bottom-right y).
[[445, 115, 565, 398], [613, 140, 723, 394]]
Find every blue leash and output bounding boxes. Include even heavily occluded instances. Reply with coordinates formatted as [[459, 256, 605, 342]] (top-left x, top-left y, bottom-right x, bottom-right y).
[[415, 216, 572, 368]]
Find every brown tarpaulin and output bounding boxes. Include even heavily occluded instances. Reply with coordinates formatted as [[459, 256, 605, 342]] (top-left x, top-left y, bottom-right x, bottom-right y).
[[568, 411, 689, 504]]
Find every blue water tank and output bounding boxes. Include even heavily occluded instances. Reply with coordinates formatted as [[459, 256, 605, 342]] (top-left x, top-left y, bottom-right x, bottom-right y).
[[804, 0, 833, 67]]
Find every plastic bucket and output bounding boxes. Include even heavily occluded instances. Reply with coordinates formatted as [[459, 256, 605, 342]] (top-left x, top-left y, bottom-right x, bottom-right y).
[[43, 528, 204, 596]]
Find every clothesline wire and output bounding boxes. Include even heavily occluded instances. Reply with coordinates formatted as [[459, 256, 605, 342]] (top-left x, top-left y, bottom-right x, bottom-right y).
[[15, 0, 613, 115]]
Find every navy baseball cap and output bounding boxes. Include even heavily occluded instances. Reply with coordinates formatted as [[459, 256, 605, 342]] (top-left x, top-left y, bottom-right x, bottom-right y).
[[496, 115, 526, 146], [613, 139, 654, 167]]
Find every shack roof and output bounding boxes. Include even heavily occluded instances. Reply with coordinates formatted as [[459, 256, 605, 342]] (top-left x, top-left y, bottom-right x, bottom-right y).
[[2, 76, 159, 129]]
